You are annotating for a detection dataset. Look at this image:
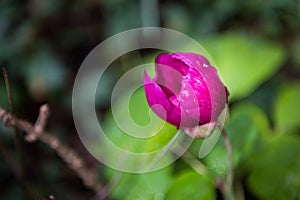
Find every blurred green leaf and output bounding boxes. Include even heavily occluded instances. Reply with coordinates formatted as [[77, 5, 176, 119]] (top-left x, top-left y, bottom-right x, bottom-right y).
[[203, 32, 286, 100], [202, 139, 227, 178], [103, 1, 140, 35], [292, 37, 300, 69], [107, 166, 173, 200], [247, 135, 300, 200], [102, 88, 177, 153], [162, 3, 190, 33], [24, 49, 67, 99], [201, 102, 270, 177], [274, 82, 300, 134], [30, 0, 65, 19], [227, 102, 272, 166], [165, 170, 215, 200], [0, 0, 16, 35]]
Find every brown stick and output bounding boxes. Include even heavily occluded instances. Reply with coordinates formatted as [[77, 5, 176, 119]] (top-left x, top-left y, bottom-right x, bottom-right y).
[[0, 105, 104, 193], [2, 68, 16, 115], [2, 68, 23, 163], [2, 67, 29, 199], [26, 104, 50, 142]]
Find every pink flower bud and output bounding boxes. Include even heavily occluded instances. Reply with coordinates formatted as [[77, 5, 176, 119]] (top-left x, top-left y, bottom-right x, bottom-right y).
[[144, 52, 229, 136]]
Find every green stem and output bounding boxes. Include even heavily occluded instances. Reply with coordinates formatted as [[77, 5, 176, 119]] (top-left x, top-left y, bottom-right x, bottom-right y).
[[221, 129, 235, 200], [148, 130, 182, 169]]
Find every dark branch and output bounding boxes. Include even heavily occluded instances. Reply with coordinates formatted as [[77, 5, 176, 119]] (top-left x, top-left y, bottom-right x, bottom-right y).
[[2, 67, 28, 198], [0, 105, 104, 194]]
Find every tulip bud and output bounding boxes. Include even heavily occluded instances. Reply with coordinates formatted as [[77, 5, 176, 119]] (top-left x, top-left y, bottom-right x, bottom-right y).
[[143, 52, 229, 138]]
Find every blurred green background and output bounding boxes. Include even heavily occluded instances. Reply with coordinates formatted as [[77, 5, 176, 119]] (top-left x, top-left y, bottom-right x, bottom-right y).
[[0, 0, 300, 200]]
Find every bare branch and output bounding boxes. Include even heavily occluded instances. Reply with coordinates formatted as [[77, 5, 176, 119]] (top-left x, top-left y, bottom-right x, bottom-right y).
[[2, 68, 15, 114], [26, 104, 50, 142], [0, 105, 104, 193], [2, 67, 28, 198]]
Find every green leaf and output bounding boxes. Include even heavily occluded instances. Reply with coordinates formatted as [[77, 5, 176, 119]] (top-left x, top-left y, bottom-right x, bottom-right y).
[[102, 88, 177, 153], [24, 49, 67, 99], [165, 170, 215, 200], [291, 37, 300, 69], [203, 32, 286, 100], [274, 82, 300, 134], [106, 166, 173, 200], [247, 135, 300, 200], [202, 139, 228, 177], [202, 103, 270, 176], [227, 102, 272, 166]]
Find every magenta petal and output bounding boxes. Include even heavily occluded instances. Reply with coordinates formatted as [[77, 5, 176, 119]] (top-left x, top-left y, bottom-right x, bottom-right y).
[[172, 52, 228, 123], [154, 62, 183, 96], [172, 52, 210, 73], [155, 53, 189, 77], [143, 71, 181, 126], [144, 52, 229, 132], [143, 71, 171, 118], [176, 79, 202, 127]]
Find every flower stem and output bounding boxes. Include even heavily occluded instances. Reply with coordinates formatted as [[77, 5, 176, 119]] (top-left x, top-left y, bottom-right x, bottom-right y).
[[221, 129, 235, 200]]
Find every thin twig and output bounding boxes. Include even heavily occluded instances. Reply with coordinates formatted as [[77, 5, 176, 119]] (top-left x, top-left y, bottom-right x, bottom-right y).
[[26, 104, 50, 142], [2, 68, 16, 115], [2, 67, 28, 199], [2, 68, 22, 163], [221, 129, 235, 200], [0, 105, 104, 194]]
